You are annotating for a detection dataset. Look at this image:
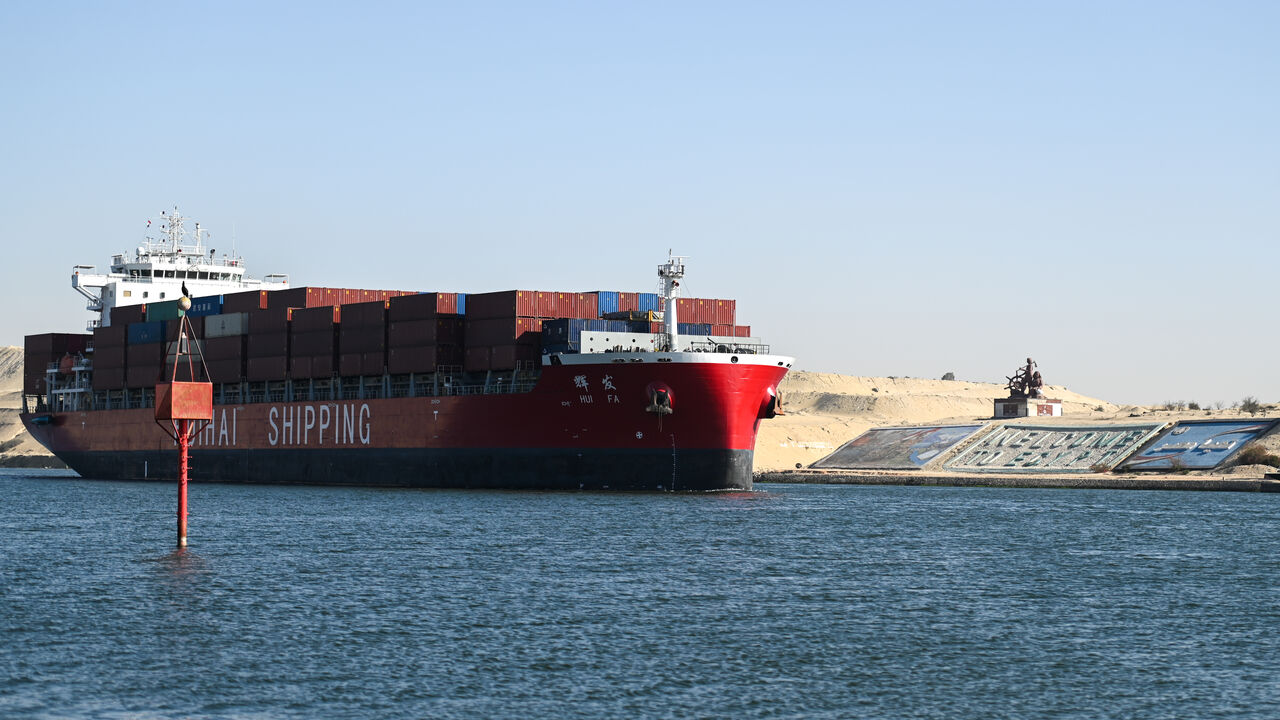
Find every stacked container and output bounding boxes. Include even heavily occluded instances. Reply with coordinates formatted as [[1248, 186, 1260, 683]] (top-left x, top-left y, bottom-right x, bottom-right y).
[[24, 333, 91, 395], [290, 305, 339, 378], [90, 325, 127, 390], [246, 307, 291, 381], [387, 292, 464, 374], [338, 300, 388, 376], [203, 312, 249, 383], [125, 321, 166, 387]]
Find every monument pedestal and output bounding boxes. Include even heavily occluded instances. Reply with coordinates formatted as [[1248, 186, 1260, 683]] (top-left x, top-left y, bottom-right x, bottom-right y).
[[994, 397, 1062, 418]]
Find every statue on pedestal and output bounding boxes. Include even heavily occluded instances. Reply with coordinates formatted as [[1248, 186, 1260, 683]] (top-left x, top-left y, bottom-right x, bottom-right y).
[[1005, 357, 1045, 399]]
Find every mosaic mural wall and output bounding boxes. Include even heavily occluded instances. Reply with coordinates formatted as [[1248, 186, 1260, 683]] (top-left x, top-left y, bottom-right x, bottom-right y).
[[1120, 420, 1278, 471], [943, 424, 1164, 473], [812, 425, 986, 470]]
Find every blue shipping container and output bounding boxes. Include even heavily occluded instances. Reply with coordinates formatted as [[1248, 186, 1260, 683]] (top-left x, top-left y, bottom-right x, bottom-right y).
[[457, 293, 466, 315], [187, 295, 223, 318], [595, 291, 619, 316], [677, 323, 712, 336], [127, 321, 166, 345], [637, 293, 661, 312]]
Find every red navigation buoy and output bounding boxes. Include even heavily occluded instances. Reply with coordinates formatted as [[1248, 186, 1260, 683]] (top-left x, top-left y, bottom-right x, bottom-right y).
[[154, 297, 213, 547]]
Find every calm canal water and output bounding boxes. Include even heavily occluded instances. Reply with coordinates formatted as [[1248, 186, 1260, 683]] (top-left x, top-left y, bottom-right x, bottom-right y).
[[2, 469, 1277, 719]]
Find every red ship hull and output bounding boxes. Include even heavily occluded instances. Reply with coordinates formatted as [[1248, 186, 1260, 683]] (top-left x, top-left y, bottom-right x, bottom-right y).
[[22, 355, 790, 491]]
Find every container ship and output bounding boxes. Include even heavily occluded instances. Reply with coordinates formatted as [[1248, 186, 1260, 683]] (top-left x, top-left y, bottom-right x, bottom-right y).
[[21, 210, 792, 491]]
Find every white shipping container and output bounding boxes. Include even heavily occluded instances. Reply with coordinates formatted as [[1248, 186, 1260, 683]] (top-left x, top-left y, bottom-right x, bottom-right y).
[[204, 312, 248, 338]]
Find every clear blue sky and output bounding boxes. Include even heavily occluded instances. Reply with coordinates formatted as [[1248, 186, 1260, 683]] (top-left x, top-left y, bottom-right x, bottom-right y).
[[2, 1, 1276, 405]]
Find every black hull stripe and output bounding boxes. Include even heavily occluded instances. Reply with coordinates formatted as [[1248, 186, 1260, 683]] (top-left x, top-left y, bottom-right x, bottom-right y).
[[57, 448, 755, 492]]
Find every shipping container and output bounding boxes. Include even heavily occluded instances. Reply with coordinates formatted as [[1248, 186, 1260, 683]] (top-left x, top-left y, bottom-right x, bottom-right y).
[[146, 299, 182, 322], [291, 331, 335, 357], [92, 345, 126, 370], [488, 344, 541, 371], [339, 327, 385, 354], [93, 324, 128, 348], [127, 321, 166, 345], [164, 316, 204, 341], [250, 306, 292, 333], [265, 286, 334, 310], [388, 346, 438, 375], [205, 312, 249, 338], [126, 363, 162, 388], [91, 367, 125, 390], [204, 358, 244, 384], [338, 353, 364, 376], [457, 294, 466, 315], [203, 335, 246, 361], [734, 325, 752, 338], [25, 333, 90, 357], [465, 317, 543, 346], [466, 290, 537, 319], [387, 292, 459, 321], [289, 356, 312, 378], [222, 290, 268, 313], [340, 299, 388, 327], [246, 356, 288, 382], [188, 295, 223, 317], [110, 304, 147, 325], [594, 291, 620, 316], [619, 292, 640, 312], [247, 331, 288, 358], [309, 354, 334, 378], [292, 305, 340, 332], [714, 299, 737, 326], [637, 293, 661, 312], [462, 346, 491, 372]]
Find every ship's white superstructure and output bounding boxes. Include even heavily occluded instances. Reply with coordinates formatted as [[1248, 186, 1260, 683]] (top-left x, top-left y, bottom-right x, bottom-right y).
[[72, 208, 288, 329]]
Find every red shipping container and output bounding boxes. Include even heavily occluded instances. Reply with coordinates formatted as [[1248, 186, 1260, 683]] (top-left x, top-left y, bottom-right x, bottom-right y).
[[91, 367, 125, 390], [650, 322, 664, 334], [290, 356, 312, 378], [388, 346, 440, 375], [310, 354, 333, 377], [94, 325, 127, 348], [466, 290, 537, 319], [164, 316, 204, 341], [249, 307, 292, 333], [292, 305, 340, 333], [711, 324, 733, 336], [734, 325, 752, 338], [291, 331, 335, 357], [387, 320, 438, 346], [93, 345, 126, 369], [126, 363, 162, 388], [204, 358, 244, 383], [388, 292, 458, 321], [248, 331, 288, 358], [340, 300, 388, 327], [619, 292, 639, 312], [465, 318, 542, 345], [339, 327, 385, 353], [222, 290, 268, 313], [339, 352, 363, 376], [361, 352, 385, 375], [714, 299, 737, 326], [463, 346, 491, 372], [203, 336, 245, 361], [246, 355, 288, 381], [110, 304, 147, 325]]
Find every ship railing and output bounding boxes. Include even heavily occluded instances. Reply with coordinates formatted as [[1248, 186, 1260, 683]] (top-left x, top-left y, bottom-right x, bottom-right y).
[[684, 340, 772, 355]]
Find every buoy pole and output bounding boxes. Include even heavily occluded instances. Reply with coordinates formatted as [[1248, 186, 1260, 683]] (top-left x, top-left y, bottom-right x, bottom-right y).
[[178, 418, 189, 547]]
